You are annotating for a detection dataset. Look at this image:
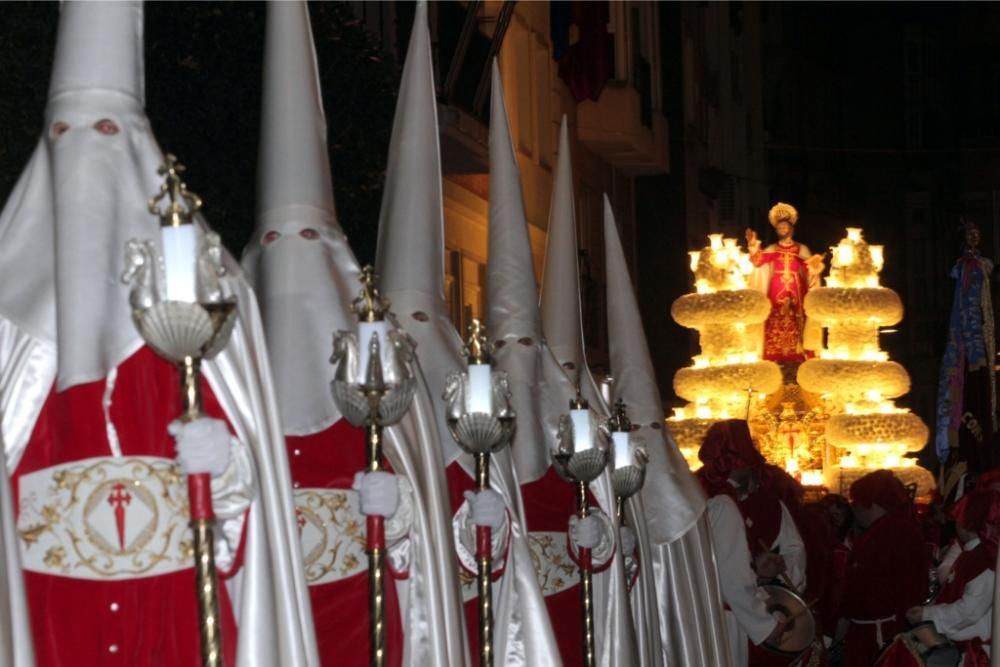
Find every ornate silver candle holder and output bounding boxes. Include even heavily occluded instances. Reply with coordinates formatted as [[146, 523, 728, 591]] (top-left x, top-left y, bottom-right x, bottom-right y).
[[329, 266, 417, 667], [122, 154, 235, 667], [443, 319, 514, 667]]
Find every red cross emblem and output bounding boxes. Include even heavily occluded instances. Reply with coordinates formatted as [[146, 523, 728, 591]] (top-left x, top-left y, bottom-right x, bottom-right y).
[[107, 483, 132, 552]]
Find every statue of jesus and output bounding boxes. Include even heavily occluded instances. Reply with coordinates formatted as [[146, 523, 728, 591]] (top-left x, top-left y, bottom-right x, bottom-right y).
[[745, 202, 824, 362]]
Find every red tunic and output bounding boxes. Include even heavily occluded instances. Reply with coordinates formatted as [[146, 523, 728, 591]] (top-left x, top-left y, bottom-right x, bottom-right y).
[[519, 466, 602, 666], [285, 419, 404, 667], [751, 242, 813, 362], [739, 493, 782, 559], [13, 347, 239, 667], [840, 510, 929, 666]]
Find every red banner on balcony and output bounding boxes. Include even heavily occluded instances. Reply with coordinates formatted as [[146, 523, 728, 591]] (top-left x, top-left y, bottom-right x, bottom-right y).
[[550, 1, 612, 103]]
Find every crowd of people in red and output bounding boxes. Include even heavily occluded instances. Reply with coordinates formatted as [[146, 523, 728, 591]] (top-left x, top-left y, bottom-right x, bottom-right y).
[[698, 419, 999, 667]]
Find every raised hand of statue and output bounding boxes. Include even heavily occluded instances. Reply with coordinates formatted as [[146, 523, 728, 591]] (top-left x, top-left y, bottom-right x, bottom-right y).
[[806, 252, 825, 275], [745, 227, 760, 253]]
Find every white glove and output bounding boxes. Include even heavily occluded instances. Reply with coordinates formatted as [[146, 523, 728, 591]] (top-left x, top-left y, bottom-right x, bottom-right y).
[[169, 417, 232, 478], [570, 513, 602, 550], [620, 525, 637, 555], [464, 489, 506, 531], [353, 471, 399, 518]]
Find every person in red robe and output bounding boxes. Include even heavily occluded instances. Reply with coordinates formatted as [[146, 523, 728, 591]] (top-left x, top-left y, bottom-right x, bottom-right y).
[[746, 202, 824, 362], [816, 494, 854, 630], [697, 420, 802, 666], [839, 470, 929, 666], [759, 465, 839, 638], [905, 488, 999, 666]]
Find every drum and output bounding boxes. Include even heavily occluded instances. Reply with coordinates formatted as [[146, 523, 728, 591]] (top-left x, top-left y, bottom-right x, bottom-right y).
[[761, 584, 818, 656], [909, 622, 947, 649], [873, 627, 960, 667], [910, 623, 960, 667]]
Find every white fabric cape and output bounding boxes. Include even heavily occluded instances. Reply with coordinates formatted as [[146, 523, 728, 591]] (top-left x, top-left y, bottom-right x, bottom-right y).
[[603, 198, 732, 666], [0, 141, 320, 665], [374, 3, 559, 658]]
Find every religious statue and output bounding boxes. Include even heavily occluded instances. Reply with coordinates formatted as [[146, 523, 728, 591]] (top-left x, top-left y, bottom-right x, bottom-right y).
[[745, 202, 824, 362], [935, 220, 997, 480]]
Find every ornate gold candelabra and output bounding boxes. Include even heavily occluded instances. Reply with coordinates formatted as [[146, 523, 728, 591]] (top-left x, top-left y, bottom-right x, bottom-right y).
[[122, 155, 236, 667], [444, 320, 515, 666], [554, 394, 610, 667], [329, 267, 417, 667]]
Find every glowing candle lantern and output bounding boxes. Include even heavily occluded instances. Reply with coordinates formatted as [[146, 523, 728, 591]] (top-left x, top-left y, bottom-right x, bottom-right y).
[[689, 251, 701, 272], [708, 233, 723, 250], [869, 245, 884, 271], [801, 470, 824, 487], [836, 243, 854, 266], [846, 227, 862, 242]]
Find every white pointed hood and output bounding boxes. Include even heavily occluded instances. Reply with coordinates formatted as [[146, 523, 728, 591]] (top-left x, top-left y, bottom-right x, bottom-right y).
[[241, 0, 361, 435], [371, 4, 472, 663], [48, 0, 144, 103], [603, 196, 706, 543], [539, 115, 588, 389], [375, 0, 446, 317], [486, 61, 573, 484], [0, 4, 322, 665], [0, 0, 167, 391], [374, 0, 465, 466], [539, 123, 667, 666], [377, 33, 566, 664]]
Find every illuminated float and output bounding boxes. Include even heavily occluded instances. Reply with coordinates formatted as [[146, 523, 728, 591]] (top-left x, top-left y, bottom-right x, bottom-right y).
[[666, 234, 782, 469], [796, 228, 933, 496], [669, 228, 934, 498]]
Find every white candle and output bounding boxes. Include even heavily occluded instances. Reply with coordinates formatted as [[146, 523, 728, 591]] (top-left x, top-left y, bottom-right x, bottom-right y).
[[612, 431, 631, 470], [868, 245, 884, 271], [688, 251, 701, 272], [466, 363, 493, 414], [161, 224, 198, 302], [570, 409, 593, 451], [358, 320, 390, 380], [835, 243, 854, 266]]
